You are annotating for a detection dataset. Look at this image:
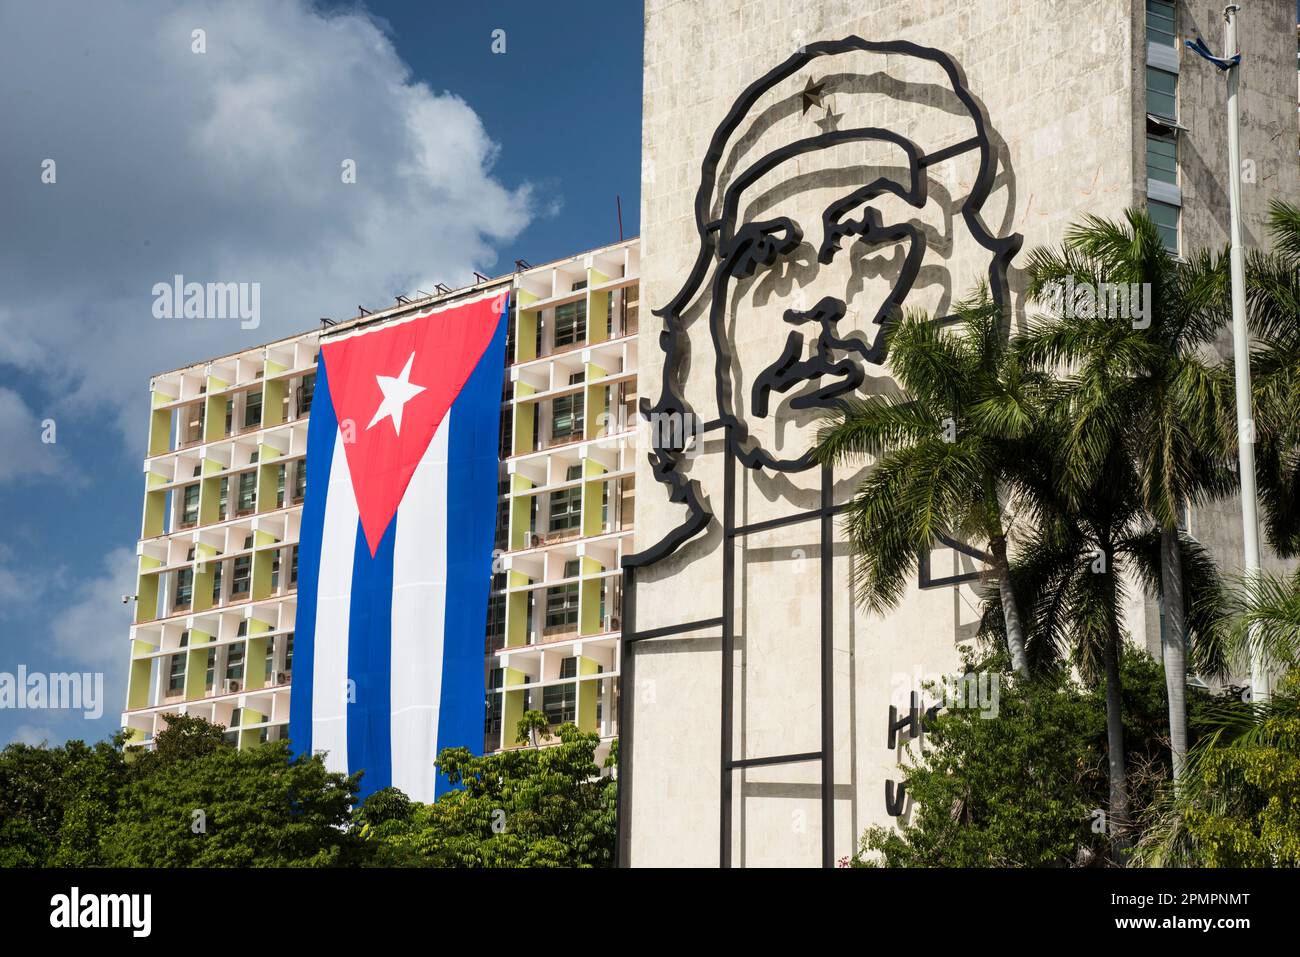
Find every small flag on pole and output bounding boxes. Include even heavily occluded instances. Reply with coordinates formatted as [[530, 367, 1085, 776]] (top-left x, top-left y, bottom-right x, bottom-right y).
[[1184, 35, 1240, 71]]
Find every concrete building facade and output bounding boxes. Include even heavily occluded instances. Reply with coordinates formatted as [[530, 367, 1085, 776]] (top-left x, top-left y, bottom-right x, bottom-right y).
[[624, 0, 1300, 866], [122, 240, 640, 771]]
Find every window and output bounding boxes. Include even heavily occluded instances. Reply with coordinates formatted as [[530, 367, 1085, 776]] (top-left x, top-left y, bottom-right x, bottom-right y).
[[485, 667, 504, 736], [1149, 199, 1180, 253], [270, 549, 281, 590], [571, 279, 587, 292], [237, 472, 256, 513], [204, 648, 216, 692], [548, 487, 582, 533], [211, 559, 223, 603], [545, 582, 579, 632], [226, 642, 245, 682], [184, 405, 204, 444], [284, 632, 293, 677], [275, 463, 286, 508], [217, 477, 229, 521], [554, 300, 586, 348], [265, 635, 277, 683], [181, 484, 200, 527], [174, 568, 193, 609], [300, 374, 315, 415], [232, 555, 251, 597], [486, 575, 506, 650], [289, 546, 298, 588], [1146, 133, 1177, 185], [498, 409, 513, 458], [543, 657, 578, 725], [244, 390, 263, 429], [1146, 66, 1176, 119], [224, 399, 233, 435], [229, 708, 241, 728], [565, 464, 583, 481], [563, 559, 580, 579], [1146, 0, 1175, 47], [293, 460, 306, 503], [551, 392, 584, 441], [167, 653, 186, 694]]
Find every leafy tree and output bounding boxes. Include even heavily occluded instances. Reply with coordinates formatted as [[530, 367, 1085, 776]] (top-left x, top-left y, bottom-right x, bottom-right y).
[[100, 737, 362, 867], [362, 724, 616, 867], [0, 733, 129, 867], [1246, 201, 1300, 557], [854, 651, 1198, 867], [1021, 209, 1235, 784], [515, 708, 552, 749], [1138, 570, 1300, 865], [814, 286, 1050, 675]]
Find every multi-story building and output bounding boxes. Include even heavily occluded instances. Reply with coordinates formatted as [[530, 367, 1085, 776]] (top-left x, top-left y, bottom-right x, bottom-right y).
[[121, 239, 640, 770], [625, 0, 1300, 866]]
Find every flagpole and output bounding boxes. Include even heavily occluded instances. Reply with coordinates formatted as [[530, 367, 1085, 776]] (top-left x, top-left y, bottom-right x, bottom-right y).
[[1221, 4, 1267, 701]]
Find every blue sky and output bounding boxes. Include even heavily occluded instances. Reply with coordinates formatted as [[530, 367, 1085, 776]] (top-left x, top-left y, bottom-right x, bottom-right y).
[[0, 0, 642, 748]]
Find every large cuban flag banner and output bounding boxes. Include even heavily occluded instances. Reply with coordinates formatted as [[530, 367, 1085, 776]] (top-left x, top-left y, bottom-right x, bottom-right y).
[[290, 288, 508, 803]]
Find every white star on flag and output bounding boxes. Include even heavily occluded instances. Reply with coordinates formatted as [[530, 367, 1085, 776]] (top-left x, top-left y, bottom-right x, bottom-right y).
[[366, 351, 426, 436]]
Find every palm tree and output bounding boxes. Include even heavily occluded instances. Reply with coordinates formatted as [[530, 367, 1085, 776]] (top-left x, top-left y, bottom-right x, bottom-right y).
[[1017, 209, 1235, 783], [980, 431, 1227, 861], [813, 286, 1048, 676], [1246, 200, 1300, 558], [1136, 568, 1300, 866]]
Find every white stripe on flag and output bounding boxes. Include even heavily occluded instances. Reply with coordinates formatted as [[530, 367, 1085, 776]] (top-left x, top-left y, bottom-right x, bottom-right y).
[[389, 416, 451, 803], [312, 430, 359, 775]]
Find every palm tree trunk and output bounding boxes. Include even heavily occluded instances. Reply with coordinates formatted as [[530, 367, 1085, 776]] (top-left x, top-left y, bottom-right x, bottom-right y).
[[1159, 526, 1189, 784], [989, 535, 1029, 676], [1101, 618, 1131, 862]]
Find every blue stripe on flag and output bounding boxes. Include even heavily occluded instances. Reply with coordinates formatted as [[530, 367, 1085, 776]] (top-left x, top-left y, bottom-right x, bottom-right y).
[[347, 519, 396, 801], [435, 307, 509, 796], [288, 359, 338, 761]]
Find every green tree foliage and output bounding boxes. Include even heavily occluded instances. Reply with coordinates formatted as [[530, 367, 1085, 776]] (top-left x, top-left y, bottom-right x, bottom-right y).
[[814, 286, 1052, 676], [0, 733, 130, 867], [853, 651, 1202, 867], [359, 723, 616, 867], [101, 736, 361, 867]]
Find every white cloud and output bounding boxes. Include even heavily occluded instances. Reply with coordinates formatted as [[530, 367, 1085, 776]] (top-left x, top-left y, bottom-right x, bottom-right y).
[[0, 0, 536, 445], [0, 388, 74, 484], [12, 725, 59, 747], [49, 548, 137, 668]]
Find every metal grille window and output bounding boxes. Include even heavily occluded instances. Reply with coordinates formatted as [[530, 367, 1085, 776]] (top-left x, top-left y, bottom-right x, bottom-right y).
[[551, 392, 584, 441], [548, 487, 582, 532], [1146, 66, 1176, 119], [554, 299, 586, 348], [545, 582, 579, 632], [1149, 199, 1180, 253], [1146, 0, 1175, 47], [1147, 133, 1176, 185]]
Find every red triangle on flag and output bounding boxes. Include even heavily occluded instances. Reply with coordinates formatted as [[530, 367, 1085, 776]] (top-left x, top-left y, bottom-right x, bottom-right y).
[[321, 294, 505, 555]]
